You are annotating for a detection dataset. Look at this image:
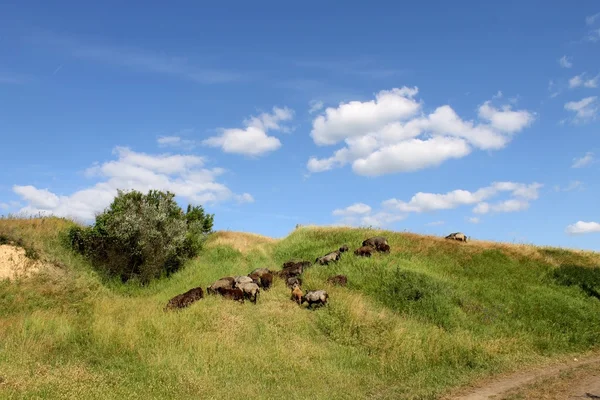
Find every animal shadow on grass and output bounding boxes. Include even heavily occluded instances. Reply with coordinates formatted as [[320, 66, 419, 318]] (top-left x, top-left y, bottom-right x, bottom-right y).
[[552, 264, 600, 301]]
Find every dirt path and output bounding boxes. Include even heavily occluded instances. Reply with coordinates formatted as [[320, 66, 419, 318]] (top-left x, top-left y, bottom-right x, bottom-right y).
[[446, 354, 600, 399]]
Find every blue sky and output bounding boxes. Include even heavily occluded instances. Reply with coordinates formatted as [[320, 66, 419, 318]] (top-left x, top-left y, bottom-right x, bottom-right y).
[[1, 1, 599, 250]]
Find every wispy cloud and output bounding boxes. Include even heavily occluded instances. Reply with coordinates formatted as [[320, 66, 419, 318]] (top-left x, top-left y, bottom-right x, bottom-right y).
[[586, 12, 600, 25], [28, 31, 242, 84], [569, 73, 599, 89], [293, 57, 405, 79], [564, 97, 598, 123], [559, 55, 573, 68], [0, 71, 29, 85], [571, 152, 595, 168], [554, 181, 584, 192]]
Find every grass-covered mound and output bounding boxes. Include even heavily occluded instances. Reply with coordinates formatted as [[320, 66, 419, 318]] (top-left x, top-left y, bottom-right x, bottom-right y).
[[1, 218, 599, 399]]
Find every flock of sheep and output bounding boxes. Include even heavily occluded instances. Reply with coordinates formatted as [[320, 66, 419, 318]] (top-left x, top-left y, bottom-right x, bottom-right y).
[[164, 232, 469, 311]]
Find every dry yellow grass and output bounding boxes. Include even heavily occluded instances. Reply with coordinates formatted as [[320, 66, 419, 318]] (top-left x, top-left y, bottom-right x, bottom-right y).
[[206, 230, 279, 254]]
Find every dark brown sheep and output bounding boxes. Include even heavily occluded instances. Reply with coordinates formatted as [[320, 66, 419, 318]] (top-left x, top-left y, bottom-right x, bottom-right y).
[[250, 267, 272, 277], [376, 243, 391, 253], [362, 236, 388, 248], [216, 287, 245, 302], [282, 260, 311, 270], [164, 287, 204, 310], [286, 276, 302, 288], [354, 245, 373, 257], [260, 272, 273, 290], [339, 244, 349, 253], [278, 264, 304, 280], [248, 272, 261, 284], [326, 275, 348, 287]]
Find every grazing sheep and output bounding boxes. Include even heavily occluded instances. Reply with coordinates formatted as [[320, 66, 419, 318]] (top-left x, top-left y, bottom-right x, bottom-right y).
[[278, 264, 304, 280], [339, 244, 349, 253], [216, 287, 245, 302], [248, 272, 261, 284], [206, 277, 235, 295], [445, 232, 468, 242], [291, 283, 303, 304], [315, 250, 341, 265], [327, 275, 348, 287], [237, 282, 260, 304], [362, 236, 388, 248], [282, 260, 311, 270], [234, 275, 254, 286], [164, 287, 204, 310], [301, 290, 329, 309], [250, 268, 272, 277], [260, 272, 273, 290], [354, 245, 373, 257], [286, 276, 302, 288], [376, 243, 391, 253]]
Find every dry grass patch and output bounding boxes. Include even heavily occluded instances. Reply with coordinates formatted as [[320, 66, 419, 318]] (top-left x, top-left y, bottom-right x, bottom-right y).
[[206, 230, 278, 254]]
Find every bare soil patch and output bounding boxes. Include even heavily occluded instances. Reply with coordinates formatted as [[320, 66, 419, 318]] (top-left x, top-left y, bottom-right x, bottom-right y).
[[445, 353, 600, 400], [0, 244, 44, 280]]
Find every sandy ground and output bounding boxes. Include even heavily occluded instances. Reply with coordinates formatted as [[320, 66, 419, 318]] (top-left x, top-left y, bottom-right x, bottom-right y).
[[445, 354, 600, 399], [0, 244, 42, 280]]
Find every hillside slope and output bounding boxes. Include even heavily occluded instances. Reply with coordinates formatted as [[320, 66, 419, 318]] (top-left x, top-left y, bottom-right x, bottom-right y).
[[1, 217, 600, 399]]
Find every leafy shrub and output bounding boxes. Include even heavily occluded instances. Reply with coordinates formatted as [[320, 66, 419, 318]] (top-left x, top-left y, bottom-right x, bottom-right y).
[[67, 189, 214, 284]]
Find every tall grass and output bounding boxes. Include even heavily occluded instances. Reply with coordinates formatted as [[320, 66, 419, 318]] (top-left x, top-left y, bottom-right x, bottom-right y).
[[1, 218, 599, 399]]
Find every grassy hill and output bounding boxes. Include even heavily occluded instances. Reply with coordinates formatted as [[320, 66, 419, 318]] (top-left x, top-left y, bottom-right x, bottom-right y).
[[1, 217, 600, 399]]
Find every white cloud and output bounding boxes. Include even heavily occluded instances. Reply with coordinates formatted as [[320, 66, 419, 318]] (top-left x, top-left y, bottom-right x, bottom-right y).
[[565, 221, 600, 235], [157, 133, 197, 150], [587, 12, 600, 25], [564, 97, 598, 122], [467, 217, 480, 224], [559, 56, 573, 68], [203, 106, 294, 156], [383, 181, 542, 214], [0, 203, 9, 210], [554, 181, 584, 192], [572, 152, 595, 168], [307, 87, 535, 176], [12, 147, 252, 222], [308, 100, 324, 114], [332, 203, 372, 216], [335, 181, 542, 228], [586, 28, 600, 42], [569, 73, 599, 89]]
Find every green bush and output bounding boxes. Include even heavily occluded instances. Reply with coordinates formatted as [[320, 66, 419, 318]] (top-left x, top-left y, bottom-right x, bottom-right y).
[[67, 189, 214, 284]]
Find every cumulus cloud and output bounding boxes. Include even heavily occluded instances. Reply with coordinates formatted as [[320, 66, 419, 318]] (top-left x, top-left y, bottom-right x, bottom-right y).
[[565, 97, 598, 122], [333, 181, 542, 227], [12, 147, 253, 222], [572, 152, 595, 168], [569, 73, 599, 89], [307, 87, 535, 176], [203, 106, 294, 156], [565, 221, 600, 235], [467, 217, 480, 224], [559, 55, 573, 68], [383, 182, 542, 214], [332, 203, 372, 216]]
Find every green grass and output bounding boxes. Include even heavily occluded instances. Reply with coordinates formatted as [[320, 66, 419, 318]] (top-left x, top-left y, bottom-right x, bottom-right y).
[[1, 218, 600, 399]]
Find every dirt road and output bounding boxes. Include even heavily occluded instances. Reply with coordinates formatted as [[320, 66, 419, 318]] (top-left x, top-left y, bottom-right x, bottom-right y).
[[445, 354, 600, 399]]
